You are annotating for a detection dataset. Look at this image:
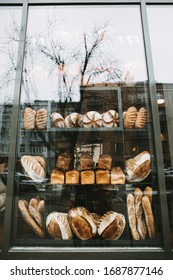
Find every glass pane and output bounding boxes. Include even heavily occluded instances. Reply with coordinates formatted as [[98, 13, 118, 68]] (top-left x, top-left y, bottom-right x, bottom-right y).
[[13, 5, 162, 251], [0, 7, 22, 250], [147, 6, 173, 247]]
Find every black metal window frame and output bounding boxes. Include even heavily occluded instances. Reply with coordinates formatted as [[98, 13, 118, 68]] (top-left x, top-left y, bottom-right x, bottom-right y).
[[0, 0, 172, 260]]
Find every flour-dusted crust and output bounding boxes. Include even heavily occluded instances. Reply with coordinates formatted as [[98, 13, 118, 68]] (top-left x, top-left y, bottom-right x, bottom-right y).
[[97, 211, 126, 240], [21, 155, 46, 182], [134, 188, 147, 239], [51, 112, 65, 128], [102, 110, 118, 127], [126, 193, 140, 240], [142, 195, 155, 239], [24, 107, 36, 130], [68, 207, 97, 240], [83, 111, 103, 128], [111, 166, 125, 184], [36, 108, 47, 129], [65, 112, 83, 128]]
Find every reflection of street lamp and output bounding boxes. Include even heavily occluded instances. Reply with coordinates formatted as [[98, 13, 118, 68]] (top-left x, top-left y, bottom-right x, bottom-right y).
[[157, 92, 165, 105]]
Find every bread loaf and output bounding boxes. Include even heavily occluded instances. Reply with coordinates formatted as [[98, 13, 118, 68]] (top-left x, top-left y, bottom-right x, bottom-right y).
[[111, 166, 125, 184], [65, 112, 83, 128], [50, 169, 65, 184], [65, 170, 80, 184], [125, 151, 151, 182], [68, 207, 97, 240], [51, 112, 65, 128], [97, 211, 126, 240], [83, 111, 102, 128], [98, 154, 112, 170], [134, 188, 147, 239], [36, 108, 47, 129], [126, 193, 140, 240], [21, 155, 46, 182], [142, 195, 155, 239], [28, 198, 44, 229], [91, 213, 101, 227], [144, 186, 153, 205], [135, 107, 147, 129], [24, 107, 36, 130], [18, 199, 45, 238], [95, 169, 110, 184], [56, 153, 72, 170], [102, 110, 118, 127], [124, 106, 138, 129], [81, 170, 95, 184], [46, 212, 72, 240], [80, 153, 94, 170]]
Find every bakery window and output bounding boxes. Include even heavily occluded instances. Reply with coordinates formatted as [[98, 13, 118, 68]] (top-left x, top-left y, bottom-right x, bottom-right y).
[[0, 6, 22, 252]]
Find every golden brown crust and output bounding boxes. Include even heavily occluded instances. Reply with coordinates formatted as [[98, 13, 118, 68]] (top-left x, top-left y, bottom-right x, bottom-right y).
[[56, 153, 72, 170], [37, 200, 45, 215], [111, 166, 125, 184], [36, 108, 47, 130], [80, 153, 94, 170], [18, 200, 45, 238], [81, 170, 95, 184], [98, 154, 112, 170], [124, 106, 138, 129], [50, 169, 65, 184], [24, 107, 36, 130], [95, 170, 110, 184], [51, 112, 65, 128], [91, 213, 101, 227], [144, 186, 153, 205], [134, 188, 147, 239], [135, 107, 147, 129], [142, 195, 155, 239], [47, 217, 62, 239], [65, 170, 80, 184], [126, 193, 140, 240]]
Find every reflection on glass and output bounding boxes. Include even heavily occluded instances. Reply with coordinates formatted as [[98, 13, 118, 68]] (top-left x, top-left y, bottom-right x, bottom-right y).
[[14, 5, 161, 249], [147, 6, 173, 246], [0, 7, 22, 249]]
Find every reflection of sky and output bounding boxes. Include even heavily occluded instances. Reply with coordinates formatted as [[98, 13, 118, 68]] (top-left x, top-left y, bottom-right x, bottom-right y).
[[147, 6, 173, 83], [24, 5, 147, 102]]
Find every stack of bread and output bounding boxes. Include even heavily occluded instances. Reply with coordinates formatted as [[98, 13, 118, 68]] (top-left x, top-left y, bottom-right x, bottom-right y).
[[51, 109, 119, 128], [123, 106, 147, 129], [126, 186, 155, 240], [24, 107, 47, 130], [18, 197, 45, 238], [50, 152, 125, 185]]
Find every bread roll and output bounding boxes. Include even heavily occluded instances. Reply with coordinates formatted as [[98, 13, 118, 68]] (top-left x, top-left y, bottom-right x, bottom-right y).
[[96, 170, 110, 184], [65, 170, 80, 184], [97, 211, 126, 240], [111, 166, 125, 184], [51, 169, 65, 184], [142, 195, 155, 239], [56, 153, 72, 171], [134, 188, 147, 239], [126, 193, 140, 240], [18, 199, 45, 238], [21, 155, 46, 182], [36, 108, 47, 129], [144, 186, 153, 205], [98, 154, 112, 170], [102, 110, 118, 127], [65, 112, 83, 128], [125, 151, 151, 182], [51, 112, 65, 128], [81, 170, 95, 184], [68, 207, 97, 240], [135, 107, 147, 129], [83, 111, 102, 128], [24, 107, 36, 130], [46, 212, 72, 240], [80, 153, 94, 170], [124, 106, 138, 129]]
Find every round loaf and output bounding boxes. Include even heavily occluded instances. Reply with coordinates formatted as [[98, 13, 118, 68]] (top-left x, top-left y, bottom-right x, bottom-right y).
[[83, 111, 102, 128], [65, 112, 83, 128], [21, 155, 46, 182], [51, 112, 65, 128], [102, 110, 118, 127], [46, 212, 72, 240], [97, 211, 126, 240], [68, 207, 97, 240], [125, 151, 151, 182]]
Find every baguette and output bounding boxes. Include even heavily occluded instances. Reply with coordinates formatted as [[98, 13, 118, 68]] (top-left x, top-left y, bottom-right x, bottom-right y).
[[142, 195, 155, 239], [126, 193, 140, 240], [134, 188, 147, 239]]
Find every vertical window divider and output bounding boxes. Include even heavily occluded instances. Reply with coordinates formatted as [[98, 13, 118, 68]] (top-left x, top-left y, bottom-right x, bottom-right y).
[[2, 0, 29, 258], [140, 0, 172, 258]]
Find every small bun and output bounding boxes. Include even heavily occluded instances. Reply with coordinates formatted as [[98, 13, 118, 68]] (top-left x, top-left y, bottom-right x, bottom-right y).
[[46, 212, 72, 240], [83, 111, 102, 128], [98, 211, 126, 240]]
